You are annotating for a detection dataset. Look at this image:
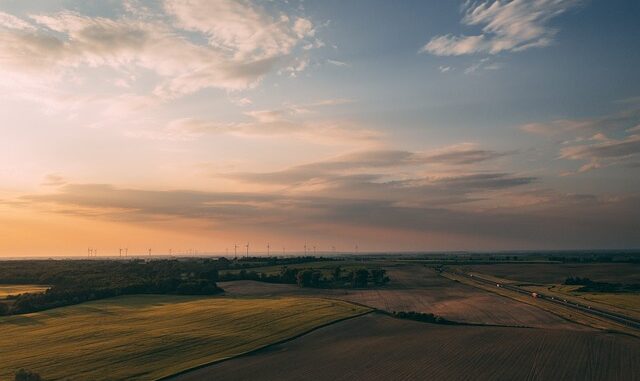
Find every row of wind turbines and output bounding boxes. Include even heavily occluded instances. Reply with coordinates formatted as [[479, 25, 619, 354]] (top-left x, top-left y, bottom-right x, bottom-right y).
[[87, 243, 359, 258], [226, 242, 358, 257]]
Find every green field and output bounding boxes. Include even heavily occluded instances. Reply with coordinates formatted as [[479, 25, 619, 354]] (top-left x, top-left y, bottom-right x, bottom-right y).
[[0, 295, 369, 381], [0, 284, 49, 298]]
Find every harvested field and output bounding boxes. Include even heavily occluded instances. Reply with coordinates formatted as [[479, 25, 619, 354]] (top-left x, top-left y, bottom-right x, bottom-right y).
[[220, 265, 585, 329], [462, 263, 640, 284], [0, 284, 49, 298], [340, 288, 582, 328], [170, 313, 640, 381], [0, 295, 368, 381]]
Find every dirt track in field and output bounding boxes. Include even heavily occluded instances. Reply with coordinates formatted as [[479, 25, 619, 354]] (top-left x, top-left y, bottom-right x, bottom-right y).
[[169, 313, 640, 381], [219, 265, 586, 329]]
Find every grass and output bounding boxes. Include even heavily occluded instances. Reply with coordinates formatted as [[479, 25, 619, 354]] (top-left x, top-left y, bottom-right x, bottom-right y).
[[0, 284, 49, 298], [0, 295, 370, 381]]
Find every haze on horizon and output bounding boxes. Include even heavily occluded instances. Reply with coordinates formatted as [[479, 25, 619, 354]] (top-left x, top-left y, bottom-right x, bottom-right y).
[[1, 0, 639, 257]]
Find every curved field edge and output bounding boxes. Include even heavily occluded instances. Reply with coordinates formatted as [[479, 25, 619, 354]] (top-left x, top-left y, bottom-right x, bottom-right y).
[[159, 306, 373, 381], [167, 313, 640, 381], [0, 295, 370, 381]]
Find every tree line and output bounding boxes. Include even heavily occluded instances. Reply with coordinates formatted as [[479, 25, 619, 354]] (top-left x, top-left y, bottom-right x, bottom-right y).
[[0, 259, 225, 315], [564, 277, 640, 293], [219, 265, 390, 288]]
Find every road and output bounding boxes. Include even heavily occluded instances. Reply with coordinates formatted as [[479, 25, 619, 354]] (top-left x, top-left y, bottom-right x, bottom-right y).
[[445, 269, 640, 330]]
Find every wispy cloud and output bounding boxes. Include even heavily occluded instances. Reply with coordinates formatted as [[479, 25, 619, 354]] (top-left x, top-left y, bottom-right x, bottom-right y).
[[521, 107, 640, 136], [421, 0, 580, 56], [222, 144, 518, 201], [0, 1, 319, 100], [560, 134, 640, 172], [17, 182, 640, 249], [521, 105, 640, 172], [327, 59, 350, 67], [124, 96, 368, 143]]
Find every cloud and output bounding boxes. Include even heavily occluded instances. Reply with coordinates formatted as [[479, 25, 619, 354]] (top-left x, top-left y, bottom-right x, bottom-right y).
[[421, 0, 580, 56], [327, 59, 350, 67], [0, 11, 36, 30], [164, 116, 381, 143], [521, 105, 640, 172], [18, 183, 640, 249], [42, 174, 67, 187], [222, 145, 519, 202], [129, 99, 376, 143], [230, 97, 253, 106], [521, 107, 640, 136], [438, 65, 452, 73], [0, 1, 319, 100], [423, 143, 511, 164], [164, 0, 314, 60], [560, 134, 640, 172]]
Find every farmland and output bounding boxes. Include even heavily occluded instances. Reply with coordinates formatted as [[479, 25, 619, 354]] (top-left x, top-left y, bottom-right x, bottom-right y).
[[2, 255, 640, 381], [523, 284, 640, 320], [0, 295, 369, 381], [462, 263, 640, 284], [170, 313, 640, 381], [0, 284, 48, 298], [220, 265, 585, 329]]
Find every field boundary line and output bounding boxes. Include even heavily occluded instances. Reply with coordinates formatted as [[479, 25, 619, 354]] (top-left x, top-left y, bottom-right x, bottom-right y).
[[316, 297, 537, 330], [156, 303, 373, 381], [440, 271, 640, 337]]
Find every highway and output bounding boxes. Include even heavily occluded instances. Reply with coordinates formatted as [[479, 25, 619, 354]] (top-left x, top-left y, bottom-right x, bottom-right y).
[[445, 269, 640, 330]]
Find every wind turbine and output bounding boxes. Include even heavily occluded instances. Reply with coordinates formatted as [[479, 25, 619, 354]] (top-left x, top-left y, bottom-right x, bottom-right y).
[[234, 243, 238, 258], [304, 242, 307, 255], [267, 243, 270, 256], [245, 242, 249, 258]]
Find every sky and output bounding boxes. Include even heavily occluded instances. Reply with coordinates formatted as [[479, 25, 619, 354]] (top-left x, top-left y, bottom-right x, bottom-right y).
[[1, 0, 639, 257]]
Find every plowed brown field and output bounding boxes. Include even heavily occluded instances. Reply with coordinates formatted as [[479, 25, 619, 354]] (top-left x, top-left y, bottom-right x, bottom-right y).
[[169, 313, 640, 381], [219, 265, 585, 329]]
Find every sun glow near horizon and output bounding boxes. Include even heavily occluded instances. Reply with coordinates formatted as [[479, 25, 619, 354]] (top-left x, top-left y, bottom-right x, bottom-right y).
[[1, 0, 640, 256]]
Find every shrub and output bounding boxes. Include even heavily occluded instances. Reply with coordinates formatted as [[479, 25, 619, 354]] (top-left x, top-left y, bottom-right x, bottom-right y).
[[15, 369, 42, 381]]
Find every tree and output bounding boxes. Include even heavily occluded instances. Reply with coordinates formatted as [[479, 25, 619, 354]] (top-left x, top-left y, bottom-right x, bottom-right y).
[[296, 270, 313, 287], [371, 269, 389, 285], [15, 369, 42, 381], [201, 269, 219, 281], [331, 266, 342, 282], [353, 269, 370, 288], [280, 267, 299, 284], [0, 302, 9, 315], [311, 271, 322, 287]]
